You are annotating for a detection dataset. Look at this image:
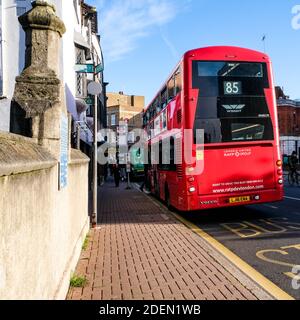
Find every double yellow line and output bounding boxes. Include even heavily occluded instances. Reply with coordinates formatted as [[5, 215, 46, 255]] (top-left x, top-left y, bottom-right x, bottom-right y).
[[135, 183, 295, 300], [172, 213, 295, 301]]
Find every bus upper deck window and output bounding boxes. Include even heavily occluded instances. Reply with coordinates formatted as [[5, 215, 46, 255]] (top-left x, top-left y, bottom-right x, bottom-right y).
[[161, 87, 167, 109], [174, 68, 182, 95], [168, 76, 175, 102]]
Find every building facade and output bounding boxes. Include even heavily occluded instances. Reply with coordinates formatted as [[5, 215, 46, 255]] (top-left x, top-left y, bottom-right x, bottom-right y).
[[277, 99, 300, 136], [106, 92, 144, 164], [106, 92, 144, 130], [276, 87, 300, 157], [0, 0, 107, 149], [0, 0, 32, 131]]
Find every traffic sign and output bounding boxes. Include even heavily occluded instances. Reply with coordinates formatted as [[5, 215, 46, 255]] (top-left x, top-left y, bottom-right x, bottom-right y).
[[88, 82, 102, 95], [85, 96, 94, 105], [95, 63, 104, 74], [75, 64, 94, 73]]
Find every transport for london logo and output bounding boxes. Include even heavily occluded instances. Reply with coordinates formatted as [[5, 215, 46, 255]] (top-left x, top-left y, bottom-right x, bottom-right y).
[[222, 104, 245, 113]]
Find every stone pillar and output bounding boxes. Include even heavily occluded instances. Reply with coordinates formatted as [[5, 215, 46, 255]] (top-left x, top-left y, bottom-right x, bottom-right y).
[[12, 0, 66, 159]]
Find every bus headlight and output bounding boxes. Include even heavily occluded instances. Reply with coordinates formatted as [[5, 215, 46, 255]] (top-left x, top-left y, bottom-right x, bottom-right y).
[[278, 179, 283, 185]]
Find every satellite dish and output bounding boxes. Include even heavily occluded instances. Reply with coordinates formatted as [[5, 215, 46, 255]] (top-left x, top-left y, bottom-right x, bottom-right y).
[[88, 82, 102, 95]]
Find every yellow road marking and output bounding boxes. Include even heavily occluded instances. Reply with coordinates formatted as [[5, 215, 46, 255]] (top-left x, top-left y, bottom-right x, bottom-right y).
[[285, 272, 300, 280], [256, 244, 300, 275], [172, 213, 295, 301], [256, 249, 296, 268], [282, 244, 300, 250], [135, 184, 295, 300], [221, 222, 261, 238]]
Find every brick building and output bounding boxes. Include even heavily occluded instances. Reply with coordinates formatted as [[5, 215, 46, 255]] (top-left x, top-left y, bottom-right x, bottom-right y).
[[106, 92, 145, 164], [276, 87, 300, 136], [276, 87, 300, 157], [106, 92, 144, 130]]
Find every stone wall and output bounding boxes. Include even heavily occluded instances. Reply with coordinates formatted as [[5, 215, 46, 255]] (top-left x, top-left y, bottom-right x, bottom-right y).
[[0, 132, 90, 299]]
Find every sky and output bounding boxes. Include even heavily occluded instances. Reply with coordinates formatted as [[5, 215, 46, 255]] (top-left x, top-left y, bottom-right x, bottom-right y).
[[89, 0, 300, 105]]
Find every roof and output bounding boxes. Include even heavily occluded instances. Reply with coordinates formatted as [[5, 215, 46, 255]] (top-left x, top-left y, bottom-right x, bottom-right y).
[[184, 46, 270, 63], [277, 99, 300, 108]]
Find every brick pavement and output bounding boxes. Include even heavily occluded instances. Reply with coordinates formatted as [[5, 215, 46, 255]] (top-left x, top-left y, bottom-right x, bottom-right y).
[[67, 180, 272, 300]]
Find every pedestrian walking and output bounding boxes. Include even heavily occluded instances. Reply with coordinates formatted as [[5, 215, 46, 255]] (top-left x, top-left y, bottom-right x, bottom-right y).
[[113, 164, 120, 187], [97, 163, 105, 186], [288, 151, 299, 184]]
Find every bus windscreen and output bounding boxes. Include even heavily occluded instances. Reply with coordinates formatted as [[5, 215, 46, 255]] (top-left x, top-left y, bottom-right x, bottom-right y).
[[196, 62, 264, 78], [192, 61, 274, 144]]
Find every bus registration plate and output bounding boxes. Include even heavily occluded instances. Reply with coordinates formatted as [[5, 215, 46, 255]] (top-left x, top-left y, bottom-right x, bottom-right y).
[[229, 196, 251, 204]]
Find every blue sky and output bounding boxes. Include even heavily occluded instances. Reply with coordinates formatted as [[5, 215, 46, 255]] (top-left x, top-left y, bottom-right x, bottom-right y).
[[89, 0, 300, 104]]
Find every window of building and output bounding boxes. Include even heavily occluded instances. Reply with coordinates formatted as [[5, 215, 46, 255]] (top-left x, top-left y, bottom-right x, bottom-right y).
[[75, 47, 86, 98], [16, 0, 27, 16], [131, 96, 135, 107], [86, 106, 92, 117], [111, 114, 116, 126], [16, 7, 26, 16]]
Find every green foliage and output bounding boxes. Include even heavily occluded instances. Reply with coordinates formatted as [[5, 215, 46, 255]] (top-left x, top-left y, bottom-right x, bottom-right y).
[[70, 275, 87, 288], [82, 235, 90, 250]]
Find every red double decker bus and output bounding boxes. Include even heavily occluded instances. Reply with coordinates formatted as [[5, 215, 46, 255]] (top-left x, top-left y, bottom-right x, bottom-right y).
[[143, 46, 284, 211]]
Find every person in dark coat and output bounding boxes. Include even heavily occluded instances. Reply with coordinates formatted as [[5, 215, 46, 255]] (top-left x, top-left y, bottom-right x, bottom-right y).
[[140, 164, 149, 193], [289, 151, 299, 183], [113, 164, 120, 187]]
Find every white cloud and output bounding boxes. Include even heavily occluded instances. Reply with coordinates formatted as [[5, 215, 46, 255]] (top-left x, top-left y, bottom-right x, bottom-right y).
[[98, 0, 189, 63], [159, 27, 179, 59]]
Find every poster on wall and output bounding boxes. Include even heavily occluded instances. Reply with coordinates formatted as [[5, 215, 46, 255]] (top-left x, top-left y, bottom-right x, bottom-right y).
[[59, 114, 69, 190]]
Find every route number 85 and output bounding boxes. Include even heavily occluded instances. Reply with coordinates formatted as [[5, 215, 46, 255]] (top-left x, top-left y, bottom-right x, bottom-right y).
[[224, 81, 241, 95]]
